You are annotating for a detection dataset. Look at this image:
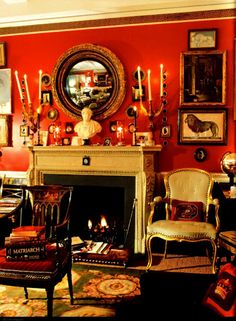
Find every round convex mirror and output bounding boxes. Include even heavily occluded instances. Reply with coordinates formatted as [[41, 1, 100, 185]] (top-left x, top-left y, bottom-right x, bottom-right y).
[[52, 43, 126, 121]]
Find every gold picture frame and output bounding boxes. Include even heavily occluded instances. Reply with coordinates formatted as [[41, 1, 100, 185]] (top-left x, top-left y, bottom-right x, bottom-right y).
[[178, 108, 227, 145], [0, 115, 12, 147], [188, 29, 217, 50], [0, 42, 6, 67], [180, 50, 226, 106], [136, 132, 149, 146], [0, 68, 11, 114]]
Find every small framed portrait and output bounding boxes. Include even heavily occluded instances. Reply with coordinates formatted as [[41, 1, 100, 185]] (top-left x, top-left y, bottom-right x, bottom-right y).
[[194, 148, 207, 162], [20, 125, 29, 137], [48, 123, 56, 134], [42, 90, 52, 105], [160, 125, 171, 138], [132, 85, 145, 101], [0, 42, 6, 67], [47, 108, 58, 121], [62, 137, 71, 146], [41, 73, 51, 87], [136, 132, 149, 146], [188, 29, 217, 50], [109, 121, 118, 132], [132, 68, 146, 82], [65, 122, 74, 134], [0, 115, 12, 147], [126, 105, 139, 118], [103, 137, 112, 146]]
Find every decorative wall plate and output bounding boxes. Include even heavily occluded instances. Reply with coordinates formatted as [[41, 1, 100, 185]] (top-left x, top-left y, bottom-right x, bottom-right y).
[[41, 73, 51, 87], [194, 148, 207, 162], [47, 108, 58, 121]]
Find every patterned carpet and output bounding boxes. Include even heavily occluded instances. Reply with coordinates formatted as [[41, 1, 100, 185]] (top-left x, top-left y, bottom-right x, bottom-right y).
[[0, 254, 219, 317], [0, 264, 142, 318]]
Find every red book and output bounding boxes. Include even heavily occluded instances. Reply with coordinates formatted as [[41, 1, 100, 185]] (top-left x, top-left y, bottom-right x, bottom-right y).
[[10, 226, 45, 237]]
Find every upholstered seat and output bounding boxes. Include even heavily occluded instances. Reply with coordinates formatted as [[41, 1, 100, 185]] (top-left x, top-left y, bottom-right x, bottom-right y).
[[147, 220, 217, 239], [146, 168, 220, 274]]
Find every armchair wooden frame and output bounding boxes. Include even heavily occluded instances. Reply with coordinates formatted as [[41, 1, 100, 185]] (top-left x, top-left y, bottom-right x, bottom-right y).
[[146, 168, 220, 274], [0, 185, 74, 317]]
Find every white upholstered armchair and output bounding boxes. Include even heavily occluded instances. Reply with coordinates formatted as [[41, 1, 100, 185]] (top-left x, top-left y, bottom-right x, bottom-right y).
[[146, 168, 220, 273]]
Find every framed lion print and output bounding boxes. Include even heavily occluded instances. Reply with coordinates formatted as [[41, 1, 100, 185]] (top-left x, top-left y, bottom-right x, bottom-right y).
[[178, 108, 227, 145]]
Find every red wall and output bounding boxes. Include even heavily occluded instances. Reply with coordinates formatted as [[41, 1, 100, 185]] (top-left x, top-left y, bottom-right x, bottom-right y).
[[0, 17, 235, 172]]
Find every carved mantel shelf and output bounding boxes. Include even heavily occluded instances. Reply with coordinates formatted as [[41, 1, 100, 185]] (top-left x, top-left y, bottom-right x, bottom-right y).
[[28, 145, 162, 253]]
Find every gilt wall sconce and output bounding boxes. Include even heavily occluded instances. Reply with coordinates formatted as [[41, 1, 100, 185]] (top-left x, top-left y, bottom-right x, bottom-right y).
[[15, 70, 44, 146], [136, 65, 167, 133]]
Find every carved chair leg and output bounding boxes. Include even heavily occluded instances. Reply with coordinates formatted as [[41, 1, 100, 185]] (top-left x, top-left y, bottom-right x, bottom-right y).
[[164, 240, 168, 258], [146, 236, 153, 270], [67, 269, 74, 304], [210, 241, 217, 274], [24, 287, 28, 299], [46, 286, 54, 318]]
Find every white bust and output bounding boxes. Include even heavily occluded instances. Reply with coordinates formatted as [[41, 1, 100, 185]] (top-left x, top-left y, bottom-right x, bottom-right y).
[[74, 107, 102, 140]]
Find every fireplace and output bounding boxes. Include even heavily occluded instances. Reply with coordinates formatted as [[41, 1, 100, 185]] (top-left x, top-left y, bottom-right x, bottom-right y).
[[28, 145, 162, 253], [44, 174, 135, 248]]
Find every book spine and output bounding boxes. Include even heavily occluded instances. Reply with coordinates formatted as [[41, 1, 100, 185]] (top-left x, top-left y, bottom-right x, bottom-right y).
[[5, 238, 46, 246], [6, 243, 46, 260], [6, 253, 46, 261]]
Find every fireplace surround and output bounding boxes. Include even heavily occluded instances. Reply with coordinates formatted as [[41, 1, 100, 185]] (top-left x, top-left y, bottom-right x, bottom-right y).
[[28, 145, 162, 253]]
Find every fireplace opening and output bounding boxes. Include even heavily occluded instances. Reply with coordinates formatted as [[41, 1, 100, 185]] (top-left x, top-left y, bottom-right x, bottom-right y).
[[44, 174, 135, 249]]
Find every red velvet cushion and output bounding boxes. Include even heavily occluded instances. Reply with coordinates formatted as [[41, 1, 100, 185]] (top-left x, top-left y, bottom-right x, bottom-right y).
[[203, 263, 236, 317], [171, 199, 203, 221], [0, 245, 68, 272]]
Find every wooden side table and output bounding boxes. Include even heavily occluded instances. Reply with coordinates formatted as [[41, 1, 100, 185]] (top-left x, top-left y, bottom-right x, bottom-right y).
[[217, 198, 236, 266]]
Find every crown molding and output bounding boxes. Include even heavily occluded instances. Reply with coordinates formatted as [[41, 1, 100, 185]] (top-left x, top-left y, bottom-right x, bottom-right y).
[[0, 8, 235, 36]]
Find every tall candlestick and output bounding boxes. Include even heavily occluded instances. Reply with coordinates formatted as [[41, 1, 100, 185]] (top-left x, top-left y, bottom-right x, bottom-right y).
[[36, 106, 41, 129], [133, 106, 137, 129], [137, 66, 142, 98], [39, 69, 42, 101], [14, 71, 23, 100], [147, 69, 152, 101], [23, 74, 31, 104], [160, 64, 163, 98]]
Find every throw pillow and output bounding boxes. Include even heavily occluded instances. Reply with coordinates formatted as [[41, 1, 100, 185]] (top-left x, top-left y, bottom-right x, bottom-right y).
[[171, 199, 203, 221], [203, 263, 236, 317]]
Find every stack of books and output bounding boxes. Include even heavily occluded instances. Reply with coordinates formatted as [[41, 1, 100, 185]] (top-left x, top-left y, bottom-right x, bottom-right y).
[[0, 197, 21, 214], [5, 226, 46, 261], [71, 238, 112, 255]]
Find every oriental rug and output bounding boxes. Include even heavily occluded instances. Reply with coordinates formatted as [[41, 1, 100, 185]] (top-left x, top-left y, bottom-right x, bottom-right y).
[[0, 255, 218, 318], [0, 264, 142, 318]]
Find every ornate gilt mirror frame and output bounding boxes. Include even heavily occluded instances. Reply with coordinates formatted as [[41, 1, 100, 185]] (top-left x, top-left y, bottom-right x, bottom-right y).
[[180, 50, 226, 106], [52, 43, 126, 121]]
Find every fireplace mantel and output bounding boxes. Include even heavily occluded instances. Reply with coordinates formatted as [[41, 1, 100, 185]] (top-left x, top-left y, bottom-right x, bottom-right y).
[[28, 145, 162, 253]]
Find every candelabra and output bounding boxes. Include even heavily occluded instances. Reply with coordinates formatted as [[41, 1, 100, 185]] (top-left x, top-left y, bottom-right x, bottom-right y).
[[137, 65, 167, 141], [15, 70, 43, 146], [21, 98, 43, 146]]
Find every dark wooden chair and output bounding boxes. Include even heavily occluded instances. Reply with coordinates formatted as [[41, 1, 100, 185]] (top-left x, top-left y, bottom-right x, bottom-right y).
[[0, 185, 74, 318], [0, 184, 26, 247]]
